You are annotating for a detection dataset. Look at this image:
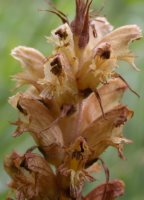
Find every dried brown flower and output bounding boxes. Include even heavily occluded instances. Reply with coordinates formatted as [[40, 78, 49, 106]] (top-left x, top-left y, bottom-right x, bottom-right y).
[[5, 0, 142, 200]]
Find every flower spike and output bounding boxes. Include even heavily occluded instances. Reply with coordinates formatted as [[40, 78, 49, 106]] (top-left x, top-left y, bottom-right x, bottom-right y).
[[5, 0, 142, 199]]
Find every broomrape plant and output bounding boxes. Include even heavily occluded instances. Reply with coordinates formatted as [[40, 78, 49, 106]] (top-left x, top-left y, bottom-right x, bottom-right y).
[[4, 0, 142, 199]]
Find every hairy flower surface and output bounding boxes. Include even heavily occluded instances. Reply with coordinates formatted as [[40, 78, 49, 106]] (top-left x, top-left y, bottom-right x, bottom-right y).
[[5, 0, 142, 200]]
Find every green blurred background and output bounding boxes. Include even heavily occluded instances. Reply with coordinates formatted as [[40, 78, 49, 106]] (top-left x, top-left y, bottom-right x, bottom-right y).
[[0, 0, 144, 199]]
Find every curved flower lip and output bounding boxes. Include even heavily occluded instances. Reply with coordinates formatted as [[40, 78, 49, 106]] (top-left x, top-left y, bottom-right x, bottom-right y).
[[4, 151, 58, 200], [9, 92, 65, 166], [59, 77, 128, 146], [39, 52, 78, 106], [8, 77, 132, 166], [11, 93, 64, 144], [10, 22, 142, 107], [84, 179, 125, 200], [96, 24, 142, 71], [77, 24, 142, 91], [11, 46, 45, 90], [11, 46, 44, 64], [80, 78, 128, 133], [57, 136, 95, 199], [81, 105, 133, 161]]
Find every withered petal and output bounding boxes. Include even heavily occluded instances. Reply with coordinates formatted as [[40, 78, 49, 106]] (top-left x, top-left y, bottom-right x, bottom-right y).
[[24, 152, 54, 176], [58, 78, 128, 145], [11, 46, 45, 88], [57, 137, 94, 199], [9, 93, 64, 166], [39, 53, 78, 107], [17, 94, 64, 147], [88, 17, 113, 51], [97, 25, 142, 70], [11, 119, 28, 137], [4, 151, 58, 200], [47, 23, 79, 74], [79, 78, 128, 133], [84, 179, 125, 200], [81, 105, 133, 159]]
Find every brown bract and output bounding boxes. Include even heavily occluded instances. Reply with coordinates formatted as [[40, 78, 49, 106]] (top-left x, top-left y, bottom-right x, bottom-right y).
[[5, 0, 142, 199], [7, 78, 132, 199], [83, 179, 125, 200], [4, 151, 58, 200], [71, 0, 92, 48]]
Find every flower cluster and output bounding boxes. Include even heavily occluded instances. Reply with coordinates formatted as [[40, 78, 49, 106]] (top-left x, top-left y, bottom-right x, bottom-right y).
[[4, 0, 142, 199]]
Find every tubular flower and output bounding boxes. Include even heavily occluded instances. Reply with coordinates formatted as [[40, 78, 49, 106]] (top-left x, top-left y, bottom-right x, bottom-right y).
[[5, 0, 142, 200]]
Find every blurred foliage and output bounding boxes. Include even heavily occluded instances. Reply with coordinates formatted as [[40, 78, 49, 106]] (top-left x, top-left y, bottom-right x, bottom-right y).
[[0, 0, 144, 199]]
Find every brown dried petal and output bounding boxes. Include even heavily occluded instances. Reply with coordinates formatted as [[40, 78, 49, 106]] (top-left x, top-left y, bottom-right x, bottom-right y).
[[4, 152, 21, 178], [79, 78, 127, 133], [4, 151, 58, 200], [11, 119, 28, 137], [78, 25, 142, 90], [81, 105, 133, 159], [88, 17, 113, 51], [39, 53, 78, 107], [64, 137, 91, 170], [9, 93, 64, 165], [93, 17, 113, 37], [19, 94, 63, 145], [77, 42, 117, 90], [84, 179, 125, 200], [98, 25, 142, 70], [48, 23, 79, 74], [58, 137, 94, 199], [58, 78, 127, 145], [23, 152, 54, 176]]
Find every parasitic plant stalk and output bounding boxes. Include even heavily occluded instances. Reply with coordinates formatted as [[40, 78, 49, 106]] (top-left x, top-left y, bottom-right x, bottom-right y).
[[4, 0, 142, 200]]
